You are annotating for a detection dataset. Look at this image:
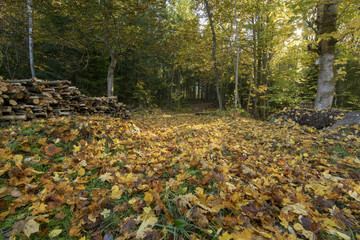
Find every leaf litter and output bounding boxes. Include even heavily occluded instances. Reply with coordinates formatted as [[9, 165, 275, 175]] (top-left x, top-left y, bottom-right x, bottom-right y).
[[0, 112, 359, 239]]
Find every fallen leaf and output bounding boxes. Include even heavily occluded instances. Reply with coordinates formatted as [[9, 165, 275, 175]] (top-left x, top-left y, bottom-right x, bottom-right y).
[[99, 172, 114, 182], [12, 218, 40, 238], [10, 190, 22, 198], [144, 191, 154, 205], [100, 209, 111, 218], [44, 144, 62, 156], [135, 216, 157, 239], [49, 229, 62, 238], [110, 185, 124, 199], [78, 168, 86, 176]]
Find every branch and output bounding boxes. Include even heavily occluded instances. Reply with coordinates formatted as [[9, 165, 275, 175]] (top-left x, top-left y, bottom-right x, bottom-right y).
[[305, 19, 318, 34], [337, 4, 350, 21]]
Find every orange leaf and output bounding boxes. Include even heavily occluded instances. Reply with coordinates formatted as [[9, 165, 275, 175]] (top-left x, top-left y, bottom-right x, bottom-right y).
[[44, 144, 62, 156]]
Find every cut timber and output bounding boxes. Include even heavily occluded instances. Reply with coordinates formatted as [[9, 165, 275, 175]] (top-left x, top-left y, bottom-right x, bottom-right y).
[[36, 80, 70, 85], [0, 79, 131, 121], [0, 86, 8, 92], [0, 115, 27, 121], [9, 99, 17, 106], [5, 79, 35, 84], [1, 106, 12, 112]]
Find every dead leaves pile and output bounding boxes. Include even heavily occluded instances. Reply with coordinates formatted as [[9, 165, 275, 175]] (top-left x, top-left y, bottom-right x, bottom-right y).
[[0, 112, 359, 239]]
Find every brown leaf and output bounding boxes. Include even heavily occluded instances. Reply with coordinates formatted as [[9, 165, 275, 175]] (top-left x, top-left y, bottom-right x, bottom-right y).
[[44, 144, 62, 156], [120, 217, 137, 234], [10, 190, 22, 198]]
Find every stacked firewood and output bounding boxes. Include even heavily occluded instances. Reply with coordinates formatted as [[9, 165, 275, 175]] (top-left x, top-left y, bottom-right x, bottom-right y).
[[0, 78, 130, 121]]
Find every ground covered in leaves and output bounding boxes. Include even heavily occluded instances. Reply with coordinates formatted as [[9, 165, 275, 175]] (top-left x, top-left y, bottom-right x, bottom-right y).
[[0, 111, 360, 240]]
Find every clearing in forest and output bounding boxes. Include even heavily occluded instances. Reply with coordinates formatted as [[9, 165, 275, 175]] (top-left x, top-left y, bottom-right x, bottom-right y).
[[0, 111, 359, 239]]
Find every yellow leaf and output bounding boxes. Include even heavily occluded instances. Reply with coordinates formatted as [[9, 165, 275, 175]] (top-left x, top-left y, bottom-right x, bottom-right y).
[[282, 203, 308, 216], [100, 209, 111, 218], [29, 202, 48, 215], [78, 168, 85, 176], [327, 230, 351, 240], [136, 216, 157, 239], [13, 155, 23, 165], [219, 231, 233, 240], [236, 228, 253, 239], [73, 144, 81, 153], [0, 163, 11, 176], [144, 191, 154, 205], [110, 185, 124, 199], [23, 219, 40, 238], [195, 187, 204, 195], [99, 172, 114, 182], [128, 198, 137, 205], [49, 229, 62, 238]]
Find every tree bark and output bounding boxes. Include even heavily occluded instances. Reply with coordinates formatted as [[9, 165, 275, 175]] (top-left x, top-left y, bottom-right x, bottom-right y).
[[27, 0, 35, 78], [315, 0, 337, 110], [204, 0, 222, 112], [234, 0, 240, 109], [107, 46, 116, 97]]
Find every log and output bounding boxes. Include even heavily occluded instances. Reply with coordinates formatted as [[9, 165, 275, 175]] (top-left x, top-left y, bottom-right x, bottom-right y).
[[1, 106, 12, 112], [0, 86, 8, 92], [36, 80, 70, 85], [0, 115, 27, 121], [0, 79, 130, 121], [9, 99, 17, 106], [5, 79, 34, 84]]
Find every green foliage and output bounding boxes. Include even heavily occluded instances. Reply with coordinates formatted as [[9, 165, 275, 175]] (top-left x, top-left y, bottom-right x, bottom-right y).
[[1, 0, 359, 114]]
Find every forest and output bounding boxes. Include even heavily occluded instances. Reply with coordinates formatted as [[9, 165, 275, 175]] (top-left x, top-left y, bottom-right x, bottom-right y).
[[1, 1, 360, 240], [1, 0, 359, 116]]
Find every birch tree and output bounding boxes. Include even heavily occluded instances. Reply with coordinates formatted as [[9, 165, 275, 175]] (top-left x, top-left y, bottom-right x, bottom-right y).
[[27, 0, 35, 78]]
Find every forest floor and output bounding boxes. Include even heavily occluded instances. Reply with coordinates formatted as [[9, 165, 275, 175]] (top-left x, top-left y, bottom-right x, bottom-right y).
[[0, 111, 360, 240]]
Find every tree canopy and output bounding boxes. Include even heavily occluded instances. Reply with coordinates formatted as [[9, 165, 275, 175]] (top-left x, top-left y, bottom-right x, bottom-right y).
[[1, 0, 360, 116]]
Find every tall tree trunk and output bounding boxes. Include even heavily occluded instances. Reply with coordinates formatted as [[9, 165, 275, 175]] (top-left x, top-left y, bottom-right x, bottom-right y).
[[27, 0, 35, 78], [248, 15, 257, 114], [315, 0, 337, 110], [107, 46, 116, 97], [234, 0, 240, 109], [247, 61, 253, 113], [204, 0, 222, 112]]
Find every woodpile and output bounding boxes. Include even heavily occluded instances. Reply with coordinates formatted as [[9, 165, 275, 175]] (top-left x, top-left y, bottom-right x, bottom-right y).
[[0, 79, 130, 121]]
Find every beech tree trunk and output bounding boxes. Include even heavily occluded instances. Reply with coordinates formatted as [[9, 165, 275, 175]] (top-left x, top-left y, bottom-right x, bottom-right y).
[[27, 0, 35, 78], [315, 0, 337, 110], [234, 0, 240, 109], [107, 47, 116, 97], [204, 0, 222, 112]]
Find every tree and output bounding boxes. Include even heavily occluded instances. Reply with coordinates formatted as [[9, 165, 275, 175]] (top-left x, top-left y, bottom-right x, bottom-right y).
[[27, 0, 36, 78], [234, 0, 240, 108], [314, 0, 337, 110], [204, 0, 222, 112]]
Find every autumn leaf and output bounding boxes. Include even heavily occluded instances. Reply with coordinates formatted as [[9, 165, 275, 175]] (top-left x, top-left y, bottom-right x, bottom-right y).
[[29, 202, 48, 215], [110, 185, 124, 199], [44, 144, 62, 156], [100, 209, 111, 218], [144, 191, 154, 205], [11, 218, 40, 238], [136, 215, 157, 239], [99, 172, 114, 182], [219, 231, 233, 240], [49, 229, 62, 238], [78, 168, 86, 176]]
